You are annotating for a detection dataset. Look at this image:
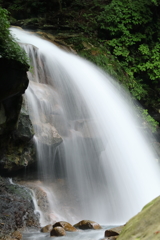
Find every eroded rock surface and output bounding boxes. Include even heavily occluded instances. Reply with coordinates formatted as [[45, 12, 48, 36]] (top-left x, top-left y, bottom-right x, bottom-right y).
[[0, 58, 36, 173], [0, 177, 39, 239], [0, 97, 36, 173]]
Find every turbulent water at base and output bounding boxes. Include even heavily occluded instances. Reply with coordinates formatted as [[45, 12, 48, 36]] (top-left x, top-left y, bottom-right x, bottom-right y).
[[11, 28, 160, 226]]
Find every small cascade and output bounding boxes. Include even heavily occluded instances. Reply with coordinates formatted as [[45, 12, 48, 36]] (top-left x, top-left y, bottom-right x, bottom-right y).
[[8, 178, 41, 227], [10, 27, 160, 225], [29, 188, 47, 227], [8, 178, 15, 185]]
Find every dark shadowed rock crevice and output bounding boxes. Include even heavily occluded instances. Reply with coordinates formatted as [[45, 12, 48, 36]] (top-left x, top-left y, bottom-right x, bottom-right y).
[[0, 58, 37, 173]]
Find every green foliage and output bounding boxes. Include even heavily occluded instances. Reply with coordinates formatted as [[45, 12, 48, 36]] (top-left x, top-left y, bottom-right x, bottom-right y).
[[65, 36, 125, 79], [97, 0, 160, 104], [0, 6, 28, 66], [0, 0, 159, 123], [138, 107, 158, 132]]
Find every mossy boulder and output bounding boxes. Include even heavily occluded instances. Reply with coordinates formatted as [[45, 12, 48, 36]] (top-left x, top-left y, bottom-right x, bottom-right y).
[[0, 140, 36, 172], [118, 196, 160, 240]]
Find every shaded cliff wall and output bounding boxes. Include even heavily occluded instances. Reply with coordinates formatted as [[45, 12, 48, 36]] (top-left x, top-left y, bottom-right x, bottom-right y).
[[0, 58, 36, 173]]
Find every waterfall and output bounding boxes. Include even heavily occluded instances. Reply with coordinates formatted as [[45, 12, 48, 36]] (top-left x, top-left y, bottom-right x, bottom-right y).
[[11, 27, 160, 226]]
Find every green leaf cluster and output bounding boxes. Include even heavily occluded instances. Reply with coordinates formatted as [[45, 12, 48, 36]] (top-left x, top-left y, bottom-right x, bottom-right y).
[[0, 6, 28, 66], [0, 0, 159, 130], [97, 0, 160, 105]]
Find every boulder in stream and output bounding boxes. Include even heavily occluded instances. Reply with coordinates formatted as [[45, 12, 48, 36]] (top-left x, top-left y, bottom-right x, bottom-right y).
[[53, 221, 77, 232], [105, 226, 123, 238], [41, 224, 52, 233], [11, 230, 22, 240], [74, 220, 102, 230], [50, 226, 66, 237]]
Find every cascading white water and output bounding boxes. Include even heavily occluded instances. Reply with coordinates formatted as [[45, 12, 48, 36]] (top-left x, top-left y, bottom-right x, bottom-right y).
[[11, 27, 160, 226]]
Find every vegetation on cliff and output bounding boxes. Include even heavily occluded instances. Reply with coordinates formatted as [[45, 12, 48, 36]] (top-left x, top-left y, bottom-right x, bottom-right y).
[[118, 196, 160, 239], [0, 0, 159, 131], [0, 6, 28, 66], [0, 0, 160, 130]]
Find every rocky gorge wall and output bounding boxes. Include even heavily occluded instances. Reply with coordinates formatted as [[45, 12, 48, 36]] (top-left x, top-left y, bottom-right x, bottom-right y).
[[0, 44, 64, 238], [0, 58, 35, 173], [1, 28, 160, 240], [0, 57, 40, 239]]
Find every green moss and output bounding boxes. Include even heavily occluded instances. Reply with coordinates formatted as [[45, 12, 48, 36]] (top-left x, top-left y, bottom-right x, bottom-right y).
[[7, 184, 32, 200], [0, 6, 29, 68], [118, 196, 160, 240], [142, 196, 159, 211]]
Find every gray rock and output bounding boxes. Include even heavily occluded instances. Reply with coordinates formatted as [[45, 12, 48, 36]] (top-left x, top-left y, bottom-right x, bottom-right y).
[[0, 58, 35, 173], [0, 177, 39, 239], [0, 104, 6, 125], [33, 122, 63, 147], [16, 96, 34, 142]]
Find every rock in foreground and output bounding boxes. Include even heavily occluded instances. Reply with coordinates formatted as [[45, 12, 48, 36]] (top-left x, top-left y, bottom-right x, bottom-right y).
[[53, 221, 77, 232], [74, 220, 102, 230], [118, 196, 160, 240], [50, 226, 66, 237], [41, 224, 52, 233], [105, 226, 123, 238], [0, 177, 39, 239]]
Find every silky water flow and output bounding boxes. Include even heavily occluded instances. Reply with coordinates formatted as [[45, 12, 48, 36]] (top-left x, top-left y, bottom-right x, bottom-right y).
[[10, 28, 160, 227]]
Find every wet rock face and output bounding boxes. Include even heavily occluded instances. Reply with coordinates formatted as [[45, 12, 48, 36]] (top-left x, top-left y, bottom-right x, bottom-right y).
[[0, 140, 36, 172], [33, 122, 63, 147], [16, 103, 34, 142], [0, 58, 29, 102], [11, 230, 22, 240], [0, 177, 40, 239], [0, 96, 36, 173], [0, 58, 35, 173]]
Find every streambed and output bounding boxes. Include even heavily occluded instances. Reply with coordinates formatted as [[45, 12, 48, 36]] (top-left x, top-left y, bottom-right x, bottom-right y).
[[23, 226, 112, 240]]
